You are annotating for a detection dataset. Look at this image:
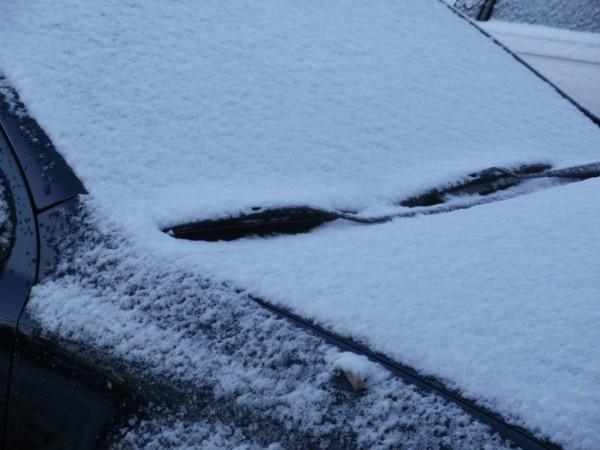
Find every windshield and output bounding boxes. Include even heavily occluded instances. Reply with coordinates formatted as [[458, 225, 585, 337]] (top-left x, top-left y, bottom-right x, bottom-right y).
[[1, 2, 599, 231]]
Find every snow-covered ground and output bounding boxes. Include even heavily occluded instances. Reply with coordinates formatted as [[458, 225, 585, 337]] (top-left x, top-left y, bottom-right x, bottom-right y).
[[1, 0, 599, 448]]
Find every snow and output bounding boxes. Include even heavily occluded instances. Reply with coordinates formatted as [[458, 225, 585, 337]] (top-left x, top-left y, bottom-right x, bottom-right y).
[[491, 0, 600, 34], [178, 178, 600, 449], [0, 76, 25, 117], [1, 0, 600, 448], [443, 0, 487, 18], [29, 202, 513, 449], [480, 20, 600, 120], [0, 179, 11, 255], [0, 0, 599, 229], [483, 20, 600, 46], [329, 352, 386, 392]]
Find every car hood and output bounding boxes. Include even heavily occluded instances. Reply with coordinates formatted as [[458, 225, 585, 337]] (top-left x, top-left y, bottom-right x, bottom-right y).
[[1, 1, 599, 449]]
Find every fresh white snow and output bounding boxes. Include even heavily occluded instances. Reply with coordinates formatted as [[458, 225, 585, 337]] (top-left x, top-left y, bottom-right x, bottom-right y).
[[1, 0, 599, 228], [481, 20, 600, 120], [1, 0, 600, 448], [29, 202, 514, 449], [172, 178, 600, 449]]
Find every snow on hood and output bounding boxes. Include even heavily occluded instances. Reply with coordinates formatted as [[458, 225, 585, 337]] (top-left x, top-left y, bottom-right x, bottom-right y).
[[178, 178, 600, 449], [2, 1, 600, 448]]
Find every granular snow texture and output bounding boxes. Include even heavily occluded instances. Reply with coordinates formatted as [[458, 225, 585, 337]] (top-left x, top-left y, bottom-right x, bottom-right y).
[[1, 1, 600, 448]]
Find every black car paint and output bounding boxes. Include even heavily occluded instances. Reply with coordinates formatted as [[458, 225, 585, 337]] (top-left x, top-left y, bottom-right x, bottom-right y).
[[0, 89, 139, 449], [0, 126, 37, 443], [1, 8, 593, 443]]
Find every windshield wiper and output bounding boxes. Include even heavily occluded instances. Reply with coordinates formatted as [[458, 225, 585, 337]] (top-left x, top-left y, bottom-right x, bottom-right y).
[[165, 162, 600, 241], [167, 207, 339, 241], [401, 163, 551, 207], [404, 161, 600, 207]]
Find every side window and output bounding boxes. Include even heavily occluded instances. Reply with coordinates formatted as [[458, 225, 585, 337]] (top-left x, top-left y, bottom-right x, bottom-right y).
[[0, 168, 14, 263]]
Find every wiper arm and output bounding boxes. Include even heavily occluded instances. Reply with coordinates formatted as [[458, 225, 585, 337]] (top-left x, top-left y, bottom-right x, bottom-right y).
[[522, 162, 600, 179], [165, 162, 600, 241], [167, 207, 339, 241], [401, 161, 600, 208]]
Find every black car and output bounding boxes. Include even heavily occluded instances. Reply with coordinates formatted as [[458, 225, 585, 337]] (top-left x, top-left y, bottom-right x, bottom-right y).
[[1, 2, 600, 449]]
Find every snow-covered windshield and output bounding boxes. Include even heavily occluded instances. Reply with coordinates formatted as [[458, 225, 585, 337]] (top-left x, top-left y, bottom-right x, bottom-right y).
[[0, 1, 598, 229], [1, 1, 600, 448]]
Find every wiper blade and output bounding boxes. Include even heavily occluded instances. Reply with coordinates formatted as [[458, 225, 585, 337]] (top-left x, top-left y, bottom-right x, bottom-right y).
[[401, 162, 555, 207], [165, 162, 600, 241], [403, 161, 600, 208], [401, 163, 550, 207], [524, 162, 600, 179], [167, 207, 338, 241]]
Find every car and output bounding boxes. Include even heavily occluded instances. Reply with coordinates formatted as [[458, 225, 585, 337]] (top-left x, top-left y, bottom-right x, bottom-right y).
[[1, 1, 599, 449]]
